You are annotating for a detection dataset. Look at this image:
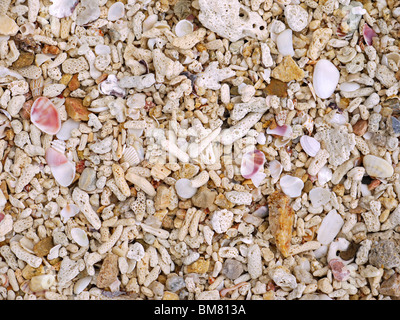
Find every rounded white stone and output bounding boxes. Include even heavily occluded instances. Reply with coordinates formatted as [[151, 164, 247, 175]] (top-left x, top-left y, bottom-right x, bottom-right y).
[[313, 59, 340, 99], [175, 178, 198, 199], [276, 29, 294, 57]]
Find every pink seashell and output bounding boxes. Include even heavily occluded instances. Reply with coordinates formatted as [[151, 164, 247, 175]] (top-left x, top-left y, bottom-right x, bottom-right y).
[[45, 147, 76, 187], [329, 258, 350, 282], [363, 23, 377, 46], [267, 125, 292, 138], [45, 147, 68, 167], [269, 160, 283, 179], [31, 97, 61, 135], [219, 282, 248, 298], [240, 149, 266, 180], [60, 203, 80, 223], [0, 212, 4, 223]]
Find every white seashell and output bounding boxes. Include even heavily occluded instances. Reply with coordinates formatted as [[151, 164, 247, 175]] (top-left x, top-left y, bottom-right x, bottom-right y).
[[133, 141, 145, 161], [175, 178, 198, 199], [313, 59, 340, 99], [71, 228, 89, 247], [50, 160, 76, 187], [363, 155, 394, 178], [274, 136, 291, 148], [300, 135, 320, 157], [253, 206, 268, 218], [60, 203, 80, 223], [47, 244, 61, 260], [108, 2, 125, 21], [121, 145, 141, 167], [35, 54, 54, 67], [74, 276, 92, 295], [276, 29, 294, 57], [317, 209, 344, 245], [279, 175, 304, 198], [269, 160, 283, 179], [256, 132, 266, 145], [95, 44, 111, 55], [328, 113, 346, 126], [19, 237, 35, 254], [56, 118, 80, 141], [174, 20, 194, 37], [339, 82, 360, 92], [309, 187, 331, 207], [317, 166, 332, 185], [143, 14, 158, 32]]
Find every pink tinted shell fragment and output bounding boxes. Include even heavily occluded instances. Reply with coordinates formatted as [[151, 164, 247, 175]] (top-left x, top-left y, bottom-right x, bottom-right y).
[[31, 97, 61, 135], [329, 258, 350, 282], [240, 149, 266, 179], [266, 125, 293, 138], [363, 24, 377, 46]]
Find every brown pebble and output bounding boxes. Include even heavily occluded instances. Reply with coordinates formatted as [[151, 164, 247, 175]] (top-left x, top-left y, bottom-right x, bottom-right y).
[[352, 119, 368, 136], [65, 97, 91, 121], [42, 45, 60, 55], [68, 74, 80, 91], [264, 78, 288, 97], [12, 51, 34, 69], [33, 236, 54, 257], [339, 242, 360, 261], [97, 253, 119, 289]]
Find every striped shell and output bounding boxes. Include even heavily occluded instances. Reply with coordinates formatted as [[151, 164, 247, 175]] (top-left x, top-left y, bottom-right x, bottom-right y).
[[121, 145, 141, 167], [363, 155, 394, 178], [30, 77, 44, 100]]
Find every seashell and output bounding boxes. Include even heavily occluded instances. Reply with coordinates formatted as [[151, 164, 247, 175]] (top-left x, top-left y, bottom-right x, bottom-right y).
[[45, 147, 68, 167], [60, 203, 80, 223], [108, 2, 125, 21], [98, 74, 126, 98], [363, 155, 394, 178], [174, 20, 194, 37], [45, 147, 76, 187], [31, 96, 61, 135], [143, 14, 158, 32], [95, 44, 111, 56], [121, 145, 141, 167], [47, 244, 61, 260], [317, 166, 332, 185], [175, 178, 198, 199], [49, 0, 79, 18], [74, 276, 92, 295], [279, 175, 304, 198], [362, 23, 377, 46], [309, 187, 331, 208], [240, 149, 266, 179], [35, 54, 53, 67], [300, 135, 320, 157], [253, 205, 268, 218], [133, 141, 145, 161], [276, 29, 294, 57], [56, 118, 80, 141], [317, 209, 344, 245], [328, 113, 346, 126], [256, 132, 266, 145], [274, 136, 291, 148], [339, 82, 360, 92], [70, 228, 89, 247], [269, 160, 283, 179], [267, 124, 292, 138], [30, 77, 44, 101], [329, 258, 350, 282], [313, 59, 339, 99]]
